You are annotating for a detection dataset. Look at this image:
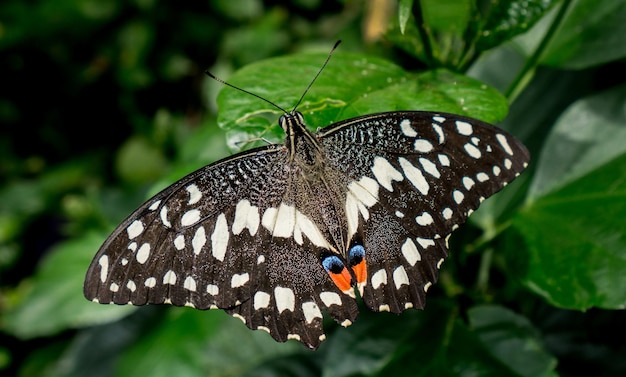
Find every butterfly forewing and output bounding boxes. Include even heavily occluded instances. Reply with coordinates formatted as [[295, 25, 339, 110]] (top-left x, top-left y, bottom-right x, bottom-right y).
[[84, 144, 359, 349], [85, 108, 529, 350]]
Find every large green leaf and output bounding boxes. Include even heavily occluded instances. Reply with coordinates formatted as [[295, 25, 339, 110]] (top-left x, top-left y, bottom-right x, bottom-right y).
[[2, 233, 135, 339], [543, 0, 626, 69], [475, 0, 559, 52], [507, 86, 626, 310], [468, 305, 558, 377], [528, 84, 626, 199], [314, 301, 558, 376], [117, 308, 300, 377], [511, 153, 626, 310], [517, 0, 626, 69], [215, 51, 508, 151]]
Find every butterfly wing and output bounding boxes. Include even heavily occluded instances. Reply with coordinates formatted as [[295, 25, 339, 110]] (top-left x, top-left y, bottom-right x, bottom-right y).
[[319, 111, 530, 312], [84, 145, 357, 349]]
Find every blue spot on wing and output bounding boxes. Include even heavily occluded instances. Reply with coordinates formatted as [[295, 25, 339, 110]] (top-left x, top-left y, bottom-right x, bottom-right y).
[[322, 255, 345, 273]]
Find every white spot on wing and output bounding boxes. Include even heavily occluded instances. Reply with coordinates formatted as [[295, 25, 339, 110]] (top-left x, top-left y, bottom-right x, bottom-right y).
[[345, 176, 380, 240], [211, 213, 229, 261], [192, 226, 206, 255], [320, 291, 342, 307], [127, 280, 137, 292], [136, 243, 150, 264], [148, 200, 161, 211], [98, 255, 109, 283], [181, 209, 201, 227], [417, 237, 436, 249], [253, 291, 271, 309], [127, 220, 144, 239], [186, 184, 202, 205], [419, 157, 440, 178], [399, 157, 429, 195], [442, 207, 453, 220], [401, 238, 421, 266], [294, 210, 330, 248], [400, 118, 417, 137], [456, 120, 473, 135], [184, 276, 197, 291], [413, 139, 434, 153], [371, 156, 403, 191], [144, 277, 156, 287], [464, 143, 482, 159], [371, 269, 387, 289], [477, 172, 489, 182], [393, 266, 409, 289], [504, 158, 513, 169], [160, 206, 171, 228], [302, 301, 323, 324], [424, 282, 433, 292], [231, 272, 250, 288], [275, 286, 295, 313], [174, 234, 185, 250], [262, 204, 329, 248], [348, 176, 379, 206], [232, 313, 246, 324], [262, 204, 294, 238], [433, 116, 446, 123], [232, 199, 260, 236], [496, 134, 514, 155], [463, 176, 475, 190], [438, 154, 450, 167], [163, 270, 177, 285], [453, 190, 465, 204], [415, 212, 434, 226], [432, 123, 445, 144], [206, 284, 219, 295]]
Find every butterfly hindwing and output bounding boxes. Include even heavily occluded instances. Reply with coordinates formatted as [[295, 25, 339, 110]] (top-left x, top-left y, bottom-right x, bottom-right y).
[[319, 111, 529, 312]]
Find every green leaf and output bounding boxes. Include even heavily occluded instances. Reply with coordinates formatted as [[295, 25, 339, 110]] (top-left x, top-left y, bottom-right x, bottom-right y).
[[320, 301, 556, 376], [468, 305, 558, 377], [539, 0, 626, 69], [528, 84, 626, 200], [398, 0, 414, 34], [117, 308, 301, 377], [510, 153, 626, 310], [215, 52, 508, 151], [476, 0, 558, 52], [115, 136, 169, 185], [2, 233, 135, 339]]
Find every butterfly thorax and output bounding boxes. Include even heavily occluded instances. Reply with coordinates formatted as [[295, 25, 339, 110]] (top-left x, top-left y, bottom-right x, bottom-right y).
[[279, 111, 349, 253], [280, 111, 324, 165]]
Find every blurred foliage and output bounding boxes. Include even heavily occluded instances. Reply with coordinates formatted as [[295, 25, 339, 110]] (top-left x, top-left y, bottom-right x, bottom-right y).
[[1, 0, 626, 376]]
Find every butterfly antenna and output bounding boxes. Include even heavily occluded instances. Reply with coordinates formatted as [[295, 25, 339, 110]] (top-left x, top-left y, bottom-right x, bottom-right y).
[[292, 40, 341, 113], [205, 71, 289, 114]]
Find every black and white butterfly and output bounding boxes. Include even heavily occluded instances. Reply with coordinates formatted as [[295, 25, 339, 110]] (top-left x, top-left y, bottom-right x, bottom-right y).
[[84, 44, 529, 350]]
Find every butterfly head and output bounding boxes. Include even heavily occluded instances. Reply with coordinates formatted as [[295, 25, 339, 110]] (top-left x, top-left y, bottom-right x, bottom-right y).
[[279, 111, 306, 137]]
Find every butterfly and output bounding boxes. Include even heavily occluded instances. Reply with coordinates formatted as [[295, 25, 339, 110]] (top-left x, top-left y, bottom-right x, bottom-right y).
[[84, 42, 529, 349]]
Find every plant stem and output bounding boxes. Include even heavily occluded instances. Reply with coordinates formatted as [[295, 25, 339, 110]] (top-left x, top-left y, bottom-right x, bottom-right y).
[[413, 0, 436, 67], [505, 0, 574, 100]]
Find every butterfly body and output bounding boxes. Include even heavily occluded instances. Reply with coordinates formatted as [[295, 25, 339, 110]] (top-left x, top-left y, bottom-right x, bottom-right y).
[[85, 109, 529, 349]]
